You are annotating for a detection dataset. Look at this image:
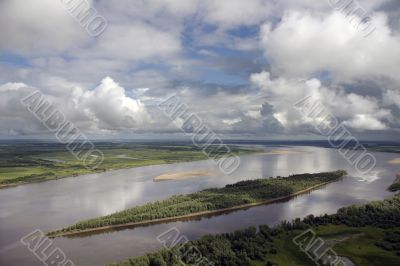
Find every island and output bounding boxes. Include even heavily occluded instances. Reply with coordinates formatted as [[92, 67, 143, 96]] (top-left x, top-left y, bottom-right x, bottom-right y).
[[108, 192, 400, 266], [47, 170, 347, 237]]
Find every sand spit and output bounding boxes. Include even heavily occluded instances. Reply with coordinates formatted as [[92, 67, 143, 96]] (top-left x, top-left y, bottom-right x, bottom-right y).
[[154, 169, 215, 182], [387, 158, 400, 164]]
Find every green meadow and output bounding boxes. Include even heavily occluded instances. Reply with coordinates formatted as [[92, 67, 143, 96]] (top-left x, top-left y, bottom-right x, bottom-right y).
[[0, 142, 257, 187]]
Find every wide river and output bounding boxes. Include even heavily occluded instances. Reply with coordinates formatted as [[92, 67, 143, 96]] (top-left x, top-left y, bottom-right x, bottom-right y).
[[0, 145, 398, 265]]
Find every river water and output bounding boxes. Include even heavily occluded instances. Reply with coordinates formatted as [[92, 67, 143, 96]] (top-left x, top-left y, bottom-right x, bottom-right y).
[[0, 146, 398, 265]]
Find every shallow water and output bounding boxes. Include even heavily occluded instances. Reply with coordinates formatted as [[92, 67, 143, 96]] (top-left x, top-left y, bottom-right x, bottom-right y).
[[0, 146, 398, 265]]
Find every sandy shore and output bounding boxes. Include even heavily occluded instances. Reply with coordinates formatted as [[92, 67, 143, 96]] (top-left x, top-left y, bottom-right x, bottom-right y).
[[387, 158, 400, 164], [258, 150, 305, 155], [154, 169, 215, 181]]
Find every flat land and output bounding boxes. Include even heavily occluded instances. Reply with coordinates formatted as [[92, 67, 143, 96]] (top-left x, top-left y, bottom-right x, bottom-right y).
[[0, 142, 258, 187]]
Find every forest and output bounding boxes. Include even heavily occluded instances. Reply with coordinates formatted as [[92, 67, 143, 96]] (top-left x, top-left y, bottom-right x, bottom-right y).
[[109, 193, 400, 266], [48, 170, 347, 236]]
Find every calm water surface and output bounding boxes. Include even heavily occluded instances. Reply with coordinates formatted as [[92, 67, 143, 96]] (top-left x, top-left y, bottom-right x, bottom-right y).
[[0, 146, 398, 265]]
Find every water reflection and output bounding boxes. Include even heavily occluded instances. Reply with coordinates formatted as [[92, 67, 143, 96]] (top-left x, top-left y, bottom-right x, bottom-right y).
[[0, 146, 398, 265]]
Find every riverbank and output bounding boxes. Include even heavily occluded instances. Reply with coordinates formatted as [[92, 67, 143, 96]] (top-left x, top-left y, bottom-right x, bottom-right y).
[[48, 171, 347, 238]]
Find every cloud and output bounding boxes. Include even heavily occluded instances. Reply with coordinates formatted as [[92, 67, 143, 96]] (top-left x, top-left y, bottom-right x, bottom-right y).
[[81, 24, 181, 63], [383, 89, 400, 109], [250, 71, 392, 132], [0, 77, 150, 135], [202, 0, 272, 29], [77, 77, 151, 131], [85, 23, 182, 61], [343, 114, 387, 130], [260, 10, 400, 82], [0, 0, 89, 55], [1, 0, 400, 139]]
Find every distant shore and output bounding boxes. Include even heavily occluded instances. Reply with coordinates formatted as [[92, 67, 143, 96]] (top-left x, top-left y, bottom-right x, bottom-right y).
[[0, 146, 262, 189]]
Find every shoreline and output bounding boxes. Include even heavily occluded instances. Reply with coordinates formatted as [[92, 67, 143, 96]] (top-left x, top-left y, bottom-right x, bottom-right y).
[[47, 180, 336, 238]]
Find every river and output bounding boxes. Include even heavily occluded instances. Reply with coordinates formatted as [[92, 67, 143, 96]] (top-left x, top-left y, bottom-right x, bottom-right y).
[[0, 145, 398, 265]]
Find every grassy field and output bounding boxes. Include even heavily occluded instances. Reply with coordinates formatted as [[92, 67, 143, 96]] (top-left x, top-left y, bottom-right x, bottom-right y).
[[0, 142, 257, 187], [250, 225, 400, 266], [328, 226, 400, 266]]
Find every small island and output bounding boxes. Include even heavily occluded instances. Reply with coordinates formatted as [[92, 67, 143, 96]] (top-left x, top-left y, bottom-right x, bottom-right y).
[[48, 170, 347, 237], [388, 172, 400, 192]]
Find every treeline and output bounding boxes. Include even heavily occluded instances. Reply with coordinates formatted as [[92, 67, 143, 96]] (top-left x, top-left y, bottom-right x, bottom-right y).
[[302, 192, 400, 228], [48, 170, 347, 236], [110, 225, 283, 266], [388, 175, 400, 192], [109, 193, 400, 266]]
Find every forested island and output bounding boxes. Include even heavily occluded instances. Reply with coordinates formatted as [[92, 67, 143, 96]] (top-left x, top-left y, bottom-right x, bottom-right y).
[[48, 170, 347, 237], [109, 193, 400, 266]]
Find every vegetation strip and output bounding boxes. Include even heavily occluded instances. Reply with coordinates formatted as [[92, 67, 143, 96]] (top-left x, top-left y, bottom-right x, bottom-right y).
[[108, 193, 400, 266], [47, 170, 347, 238]]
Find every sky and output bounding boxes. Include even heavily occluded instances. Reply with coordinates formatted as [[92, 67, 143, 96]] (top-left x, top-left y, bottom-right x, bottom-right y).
[[0, 0, 400, 140]]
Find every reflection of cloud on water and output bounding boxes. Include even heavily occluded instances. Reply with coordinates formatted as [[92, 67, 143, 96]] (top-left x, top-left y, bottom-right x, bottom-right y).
[[356, 170, 381, 183], [273, 146, 333, 176], [67, 177, 147, 217], [96, 183, 145, 216]]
